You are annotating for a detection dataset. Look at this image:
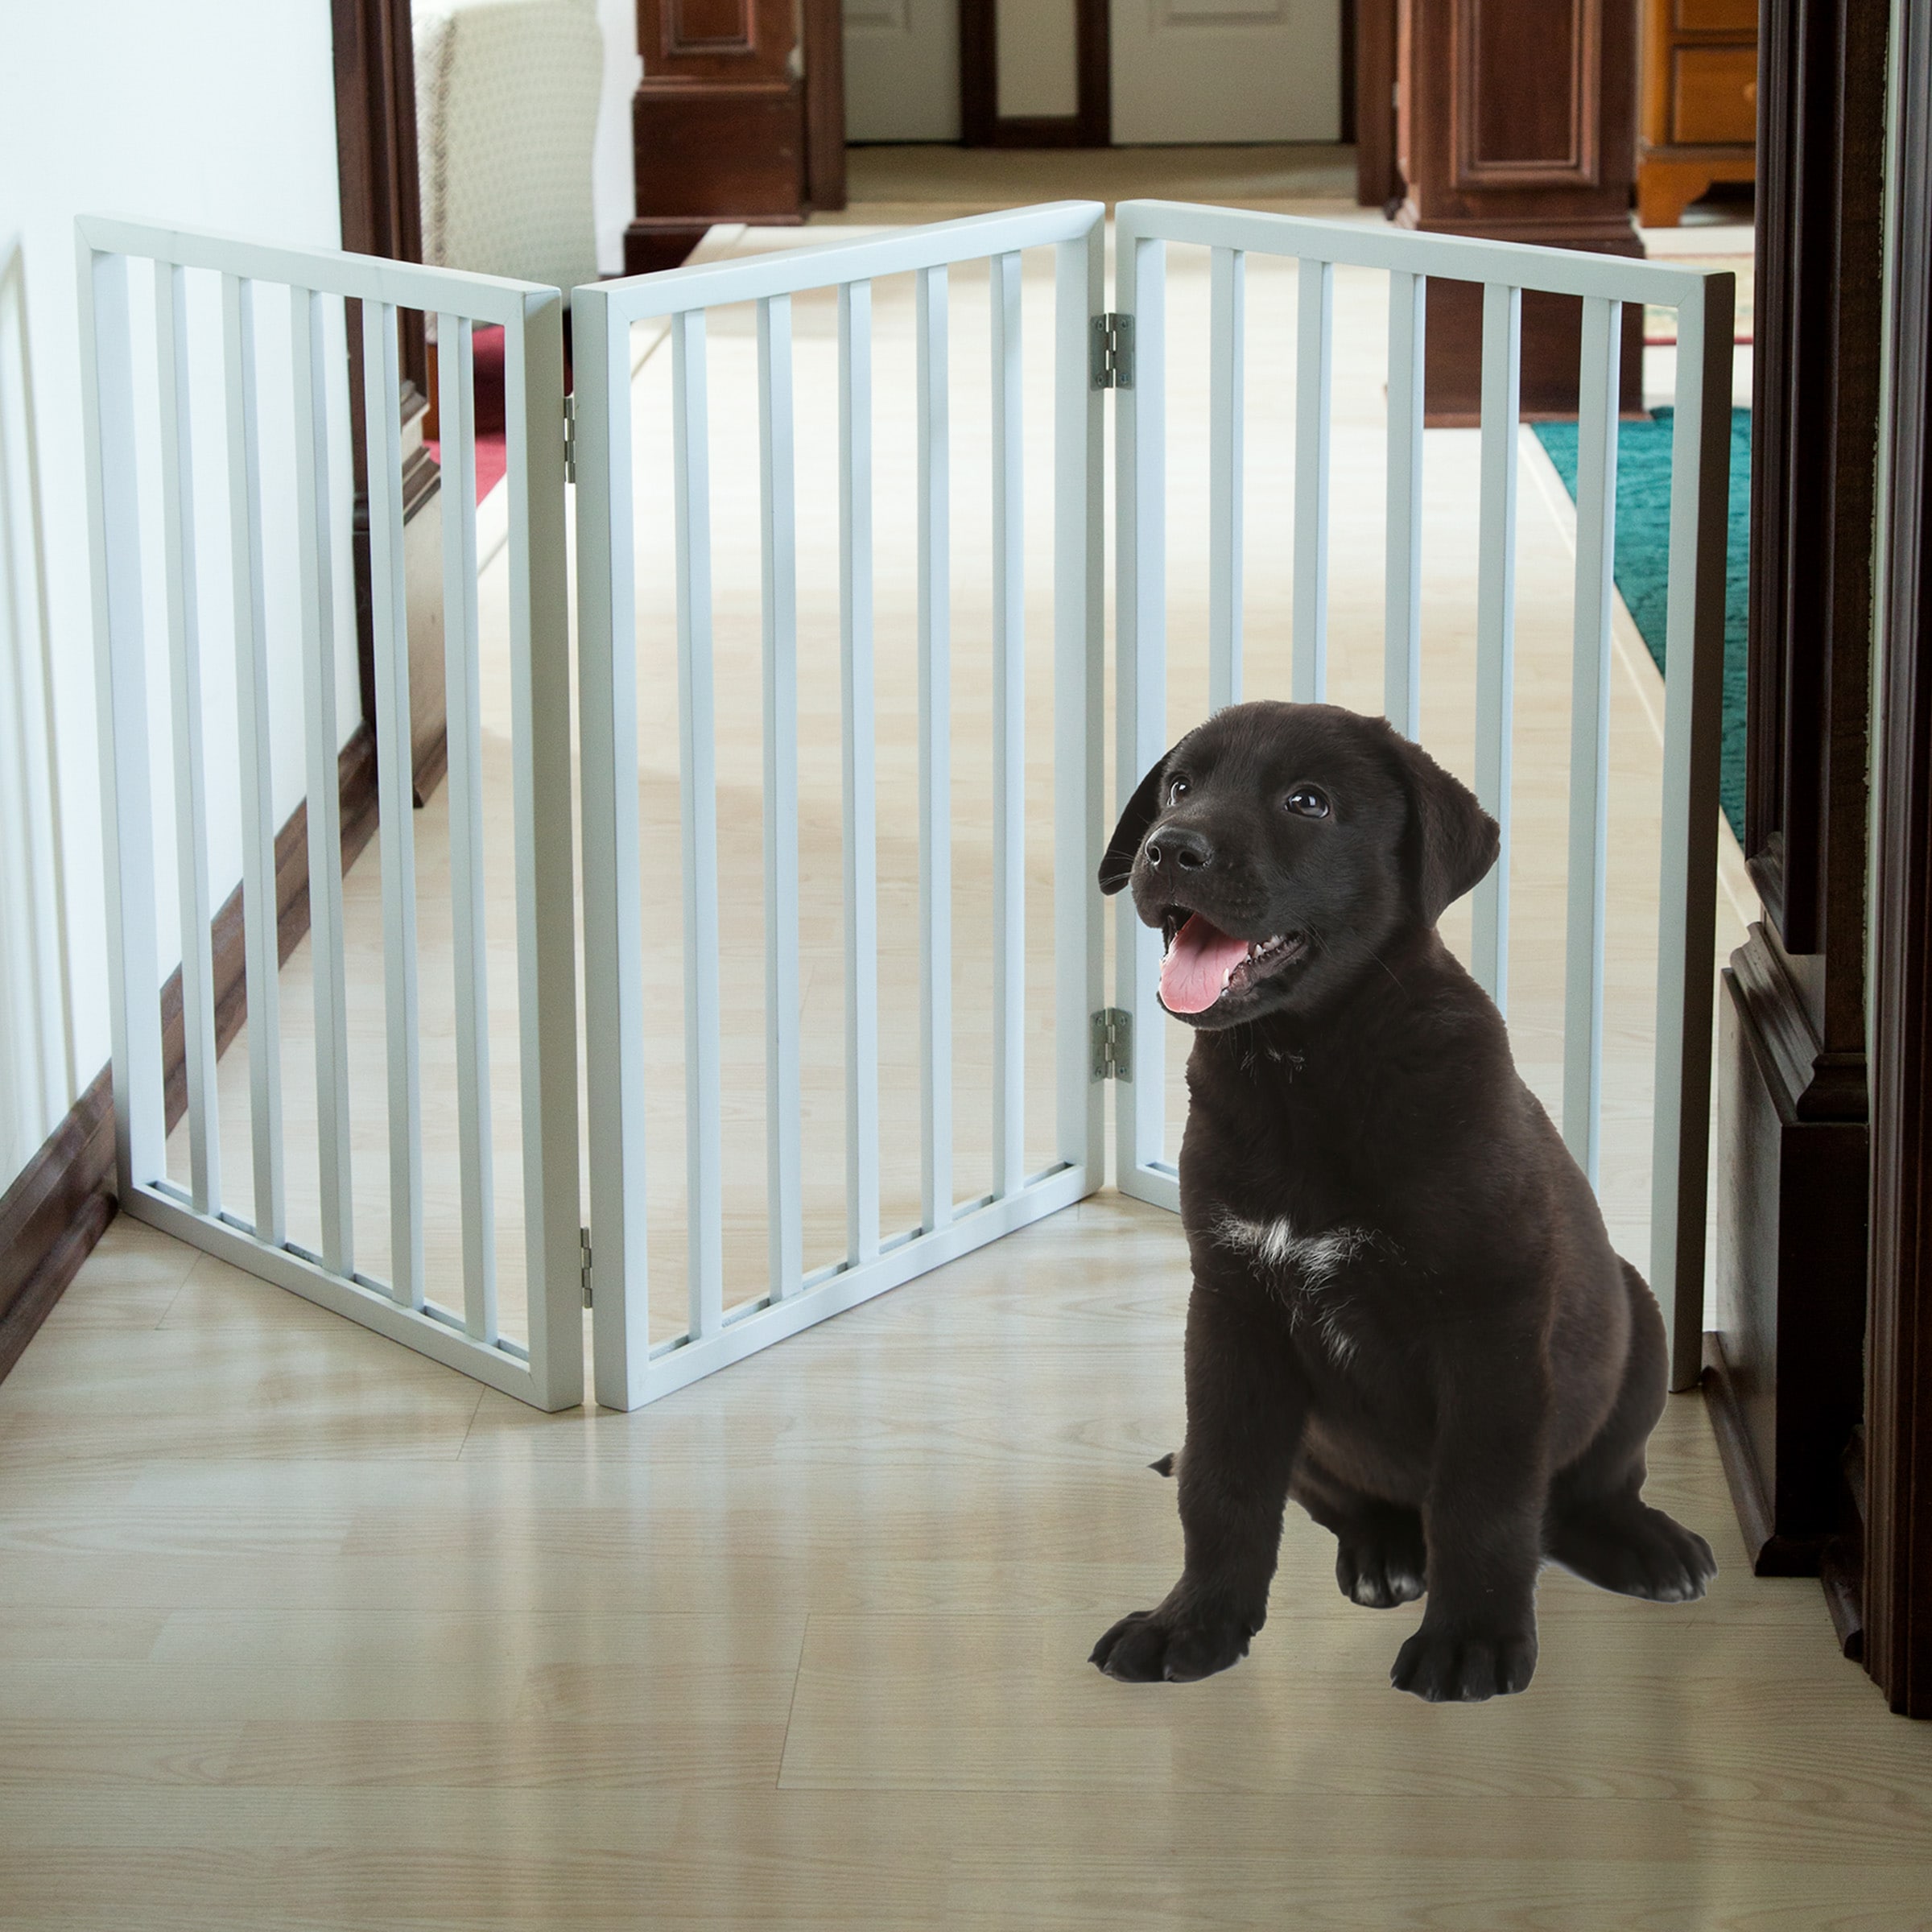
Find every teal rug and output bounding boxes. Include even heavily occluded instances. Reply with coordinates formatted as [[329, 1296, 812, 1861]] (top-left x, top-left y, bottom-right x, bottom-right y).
[[1531, 408, 1751, 841]]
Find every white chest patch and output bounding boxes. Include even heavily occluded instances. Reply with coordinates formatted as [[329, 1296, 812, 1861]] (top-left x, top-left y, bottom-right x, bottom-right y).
[[1212, 1211, 1384, 1368]]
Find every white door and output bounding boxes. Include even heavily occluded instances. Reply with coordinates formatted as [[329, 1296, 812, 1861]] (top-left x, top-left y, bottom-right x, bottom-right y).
[[1110, 0, 1343, 143], [844, 0, 961, 141]]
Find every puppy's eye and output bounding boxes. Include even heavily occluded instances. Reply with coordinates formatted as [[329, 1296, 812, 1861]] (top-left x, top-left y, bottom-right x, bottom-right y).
[[1167, 777, 1190, 806], [1285, 785, 1331, 819]]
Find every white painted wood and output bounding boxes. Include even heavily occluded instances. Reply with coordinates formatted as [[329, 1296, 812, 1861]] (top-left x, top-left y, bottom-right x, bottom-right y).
[[437, 312, 498, 1344], [153, 260, 221, 1216], [289, 288, 355, 1280], [1208, 246, 1244, 714], [672, 308, 725, 1344], [1113, 233, 1170, 1206], [759, 294, 805, 1298], [1384, 268, 1425, 738], [991, 250, 1026, 1201], [1292, 254, 1334, 704], [220, 273, 285, 1248], [915, 266, 954, 1234], [572, 285, 654, 1410], [1110, 0, 1344, 142], [1470, 282, 1521, 1010], [842, 0, 960, 142], [1054, 220, 1107, 1187], [361, 300, 426, 1312], [1651, 270, 1736, 1389], [78, 244, 163, 1203], [840, 279, 881, 1268], [1563, 297, 1620, 1186]]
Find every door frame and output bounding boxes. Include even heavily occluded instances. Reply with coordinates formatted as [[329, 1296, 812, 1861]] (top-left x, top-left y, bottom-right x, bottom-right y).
[[960, 0, 1111, 148]]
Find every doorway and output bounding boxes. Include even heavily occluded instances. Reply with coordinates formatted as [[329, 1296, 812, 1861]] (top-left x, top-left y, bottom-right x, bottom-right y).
[[843, 0, 1344, 146]]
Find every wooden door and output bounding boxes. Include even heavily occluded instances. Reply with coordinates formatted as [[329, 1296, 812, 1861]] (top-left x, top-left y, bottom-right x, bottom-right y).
[[1109, 0, 1343, 142], [844, 0, 960, 141]]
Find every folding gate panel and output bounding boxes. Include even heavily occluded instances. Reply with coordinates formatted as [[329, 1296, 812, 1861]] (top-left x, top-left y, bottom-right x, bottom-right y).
[[1108, 201, 1735, 1389], [574, 203, 1108, 1410], [79, 217, 582, 1410]]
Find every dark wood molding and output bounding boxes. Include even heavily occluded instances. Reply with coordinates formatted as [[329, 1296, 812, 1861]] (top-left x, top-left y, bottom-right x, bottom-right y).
[[1745, 0, 1886, 974], [801, 0, 847, 213], [1356, 0, 1402, 208], [960, 0, 1109, 150], [1865, 0, 1932, 1719], [1393, 0, 1642, 420], [0, 729, 380, 1390]]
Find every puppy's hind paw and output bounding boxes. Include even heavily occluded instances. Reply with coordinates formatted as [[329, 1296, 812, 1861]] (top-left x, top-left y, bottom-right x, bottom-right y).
[[1548, 1502, 1717, 1604], [1390, 1623, 1537, 1702]]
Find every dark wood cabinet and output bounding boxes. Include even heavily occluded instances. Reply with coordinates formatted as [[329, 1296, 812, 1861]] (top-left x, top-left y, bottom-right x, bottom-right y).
[[1393, 0, 1645, 421]]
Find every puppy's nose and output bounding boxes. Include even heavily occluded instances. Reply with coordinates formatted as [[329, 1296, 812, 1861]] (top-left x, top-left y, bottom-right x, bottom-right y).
[[1147, 828, 1213, 872]]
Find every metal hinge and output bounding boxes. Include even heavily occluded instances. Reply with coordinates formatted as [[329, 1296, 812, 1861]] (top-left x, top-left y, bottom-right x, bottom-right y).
[[1089, 312, 1135, 390], [580, 1224, 593, 1307], [563, 394, 577, 485], [1092, 1007, 1134, 1081]]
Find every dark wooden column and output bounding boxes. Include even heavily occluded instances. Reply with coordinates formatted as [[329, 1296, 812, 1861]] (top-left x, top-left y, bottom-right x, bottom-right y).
[[331, 0, 447, 805], [1864, 0, 1932, 1719], [1393, 0, 1644, 421], [625, 0, 807, 275], [1707, 0, 1885, 1620], [1356, 0, 1401, 208]]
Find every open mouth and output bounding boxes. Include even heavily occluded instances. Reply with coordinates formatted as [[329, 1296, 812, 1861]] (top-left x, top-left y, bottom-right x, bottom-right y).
[[1158, 910, 1308, 1015]]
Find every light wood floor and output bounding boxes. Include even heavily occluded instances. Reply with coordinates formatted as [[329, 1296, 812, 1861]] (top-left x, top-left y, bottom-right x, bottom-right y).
[[5, 1196, 1930, 1929]]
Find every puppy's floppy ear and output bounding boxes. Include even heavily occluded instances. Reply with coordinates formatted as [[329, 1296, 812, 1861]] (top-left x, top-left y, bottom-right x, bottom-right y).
[[1098, 740, 1187, 895], [1389, 733, 1500, 927]]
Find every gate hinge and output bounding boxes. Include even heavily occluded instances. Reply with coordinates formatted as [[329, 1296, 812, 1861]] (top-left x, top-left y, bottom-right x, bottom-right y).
[[1089, 312, 1135, 390], [563, 394, 577, 485], [580, 1224, 593, 1307], [1092, 1007, 1134, 1081]]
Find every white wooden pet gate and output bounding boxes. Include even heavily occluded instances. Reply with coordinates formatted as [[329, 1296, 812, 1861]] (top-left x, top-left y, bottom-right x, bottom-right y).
[[80, 203, 1732, 1414]]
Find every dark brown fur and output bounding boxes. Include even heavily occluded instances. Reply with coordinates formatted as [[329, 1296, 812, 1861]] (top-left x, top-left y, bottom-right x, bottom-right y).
[[1090, 701, 1715, 1701]]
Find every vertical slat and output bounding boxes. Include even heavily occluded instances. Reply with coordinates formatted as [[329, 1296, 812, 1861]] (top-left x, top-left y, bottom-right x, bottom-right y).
[[289, 288, 354, 1278], [573, 286, 651, 1409], [78, 244, 163, 1201], [221, 274, 284, 1246], [1470, 281, 1521, 1008], [1055, 221, 1107, 1187], [1208, 246, 1245, 712], [1563, 296, 1621, 1184], [1384, 268, 1426, 738], [672, 308, 724, 1340], [438, 312, 497, 1342], [991, 250, 1025, 1200], [840, 281, 881, 1265], [154, 261, 221, 1215], [759, 294, 805, 1298], [361, 299, 425, 1311], [502, 286, 582, 1410], [1292, 255, 1334, 703], [916, 266, 953, 1231], [1113, 233, 1168, 1191], [1652, 271, 1735, 1389]]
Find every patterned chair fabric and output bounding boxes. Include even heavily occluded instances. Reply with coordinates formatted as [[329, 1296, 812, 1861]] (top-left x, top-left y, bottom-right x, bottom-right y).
[[415, 0, 603, 299]]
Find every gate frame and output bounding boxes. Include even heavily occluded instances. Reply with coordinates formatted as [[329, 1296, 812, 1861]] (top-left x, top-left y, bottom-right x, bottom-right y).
[[1108, 200, 1735, 1392], [78, 215, 583, 1410], [573, 201, 1109, 1411]]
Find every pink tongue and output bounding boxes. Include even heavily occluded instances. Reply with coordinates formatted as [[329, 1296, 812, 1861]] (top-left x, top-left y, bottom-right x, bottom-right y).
[[1159, 914, 1251, 1014]]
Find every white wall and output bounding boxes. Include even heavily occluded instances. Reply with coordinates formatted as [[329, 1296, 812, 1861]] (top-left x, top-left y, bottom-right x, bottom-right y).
[[0, 1, 357, 1194], [997, 0, 1080, 119]]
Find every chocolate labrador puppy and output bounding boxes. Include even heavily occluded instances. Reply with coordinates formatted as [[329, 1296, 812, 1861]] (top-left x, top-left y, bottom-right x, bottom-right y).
[[1089, 700, 1715, 1701]]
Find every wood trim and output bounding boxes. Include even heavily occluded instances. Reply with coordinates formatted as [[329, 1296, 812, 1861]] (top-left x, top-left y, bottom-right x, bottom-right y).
[[1356, 0, 1402, 208], [1451, 0, 1601, 190], [801, 0, 847, 213], [960, 0, 1109, 150], [0, 727, 381, 1390], [1866, 0, 1932, 1719]]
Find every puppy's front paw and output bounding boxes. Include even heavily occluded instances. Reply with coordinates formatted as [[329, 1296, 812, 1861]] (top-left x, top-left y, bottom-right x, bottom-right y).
[[1389, 1621, 1537, 1702], [1089, 1603, 1255, 1683]]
